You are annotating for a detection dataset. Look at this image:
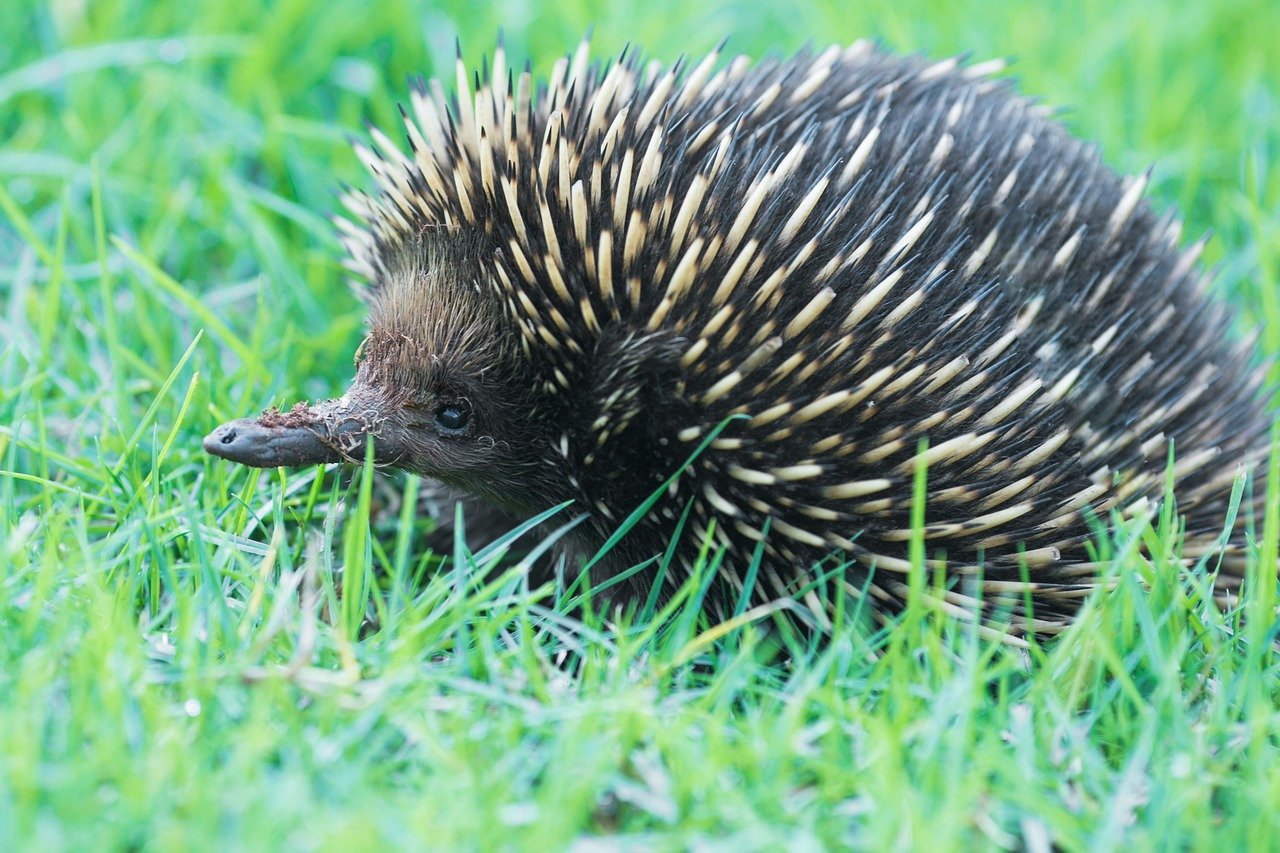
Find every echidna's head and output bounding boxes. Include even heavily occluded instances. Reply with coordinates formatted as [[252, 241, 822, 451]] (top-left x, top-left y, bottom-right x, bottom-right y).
[[205, 229, 569, 513]]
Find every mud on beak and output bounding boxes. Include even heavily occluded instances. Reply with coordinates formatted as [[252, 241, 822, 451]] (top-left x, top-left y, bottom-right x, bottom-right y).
[[203, 400, 382, 468]]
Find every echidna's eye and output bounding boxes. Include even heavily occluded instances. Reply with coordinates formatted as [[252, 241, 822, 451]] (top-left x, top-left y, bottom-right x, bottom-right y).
[[434, 403, 471, 435]]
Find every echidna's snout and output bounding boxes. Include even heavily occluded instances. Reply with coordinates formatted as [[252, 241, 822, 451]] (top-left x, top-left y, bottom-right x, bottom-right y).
[[203, 416, 338, 468], [203, 398, 385, 468]]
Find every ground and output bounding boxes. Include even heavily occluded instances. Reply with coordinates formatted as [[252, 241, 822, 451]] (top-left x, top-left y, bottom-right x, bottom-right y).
[[1, 0, 1279, 848]]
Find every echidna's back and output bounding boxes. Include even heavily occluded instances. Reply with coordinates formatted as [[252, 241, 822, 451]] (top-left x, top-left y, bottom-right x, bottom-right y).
[[719, 46, 1272, 569], [656, 45, 1273, 600]]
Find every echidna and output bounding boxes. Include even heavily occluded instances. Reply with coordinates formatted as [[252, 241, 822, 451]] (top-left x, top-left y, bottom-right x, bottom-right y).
[[204, 37, 1275, 636]]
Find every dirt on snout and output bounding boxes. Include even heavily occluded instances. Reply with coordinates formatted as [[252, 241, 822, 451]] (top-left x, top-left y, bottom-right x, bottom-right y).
[[257, 402, 323, 429]]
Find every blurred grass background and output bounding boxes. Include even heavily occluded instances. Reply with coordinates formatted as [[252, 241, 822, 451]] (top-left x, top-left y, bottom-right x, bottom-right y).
[[1, 0, 1278, 848]]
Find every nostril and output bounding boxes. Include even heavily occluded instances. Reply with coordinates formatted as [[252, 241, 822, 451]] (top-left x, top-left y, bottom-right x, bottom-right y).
[[220, 429, 237, 445]]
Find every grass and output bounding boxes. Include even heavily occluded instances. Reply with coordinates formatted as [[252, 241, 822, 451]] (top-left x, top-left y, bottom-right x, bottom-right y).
[[2, 0, 1279, 847]]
